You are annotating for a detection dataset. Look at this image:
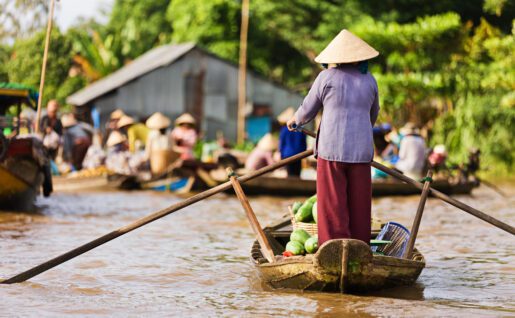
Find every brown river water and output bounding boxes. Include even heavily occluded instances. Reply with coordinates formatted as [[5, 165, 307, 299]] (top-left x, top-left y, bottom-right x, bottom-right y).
[[0, 185, 514, 317]]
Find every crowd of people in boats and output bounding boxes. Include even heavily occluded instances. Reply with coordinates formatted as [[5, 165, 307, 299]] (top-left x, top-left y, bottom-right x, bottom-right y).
[[3, 99, 479, 183]]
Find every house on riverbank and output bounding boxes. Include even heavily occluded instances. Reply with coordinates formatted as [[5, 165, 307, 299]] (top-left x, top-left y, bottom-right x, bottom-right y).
[[67, 43, 303, 142]]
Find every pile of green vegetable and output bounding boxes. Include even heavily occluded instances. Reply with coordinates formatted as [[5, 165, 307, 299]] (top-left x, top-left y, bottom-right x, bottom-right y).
[[284, 229, 318, 256], [292, 194, 317, 224]]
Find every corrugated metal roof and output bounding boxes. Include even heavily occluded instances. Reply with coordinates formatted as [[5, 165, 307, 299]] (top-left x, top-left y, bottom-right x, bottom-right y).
[[67, 42, 196, 106]]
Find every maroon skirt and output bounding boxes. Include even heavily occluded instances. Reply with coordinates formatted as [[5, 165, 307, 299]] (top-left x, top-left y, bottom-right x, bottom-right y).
[[316, 157, 372, 246]]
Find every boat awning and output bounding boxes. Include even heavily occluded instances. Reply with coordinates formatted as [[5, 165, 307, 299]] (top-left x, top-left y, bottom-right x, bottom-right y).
[[0, 83, 38, 109]]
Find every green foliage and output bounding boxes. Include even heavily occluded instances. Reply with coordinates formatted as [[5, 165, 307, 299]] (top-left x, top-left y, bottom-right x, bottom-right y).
[[233, 140, 255, 153], [432, 20, 515, 173], [5, 28, 76, 106], [106, 0, 173, 61], [68, 26, 122, 81], [168, 0, 311, 86], [0, 45, 10, 82], [483, 0, 508, 16]]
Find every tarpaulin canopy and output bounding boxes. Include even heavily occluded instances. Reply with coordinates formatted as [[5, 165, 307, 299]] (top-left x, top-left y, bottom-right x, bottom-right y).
[[0, 83, 39, 109]]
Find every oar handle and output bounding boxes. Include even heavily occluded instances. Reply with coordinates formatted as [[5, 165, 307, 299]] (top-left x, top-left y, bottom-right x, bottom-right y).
[[292, 124, 317, 138]]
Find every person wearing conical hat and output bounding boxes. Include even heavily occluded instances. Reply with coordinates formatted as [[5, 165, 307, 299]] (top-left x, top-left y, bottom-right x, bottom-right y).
[[286, 29, 380, 246], [427, 144, 448, 176], [277, 107, 306, 177], [61, 113, 92, 170], [105, 130, 137, 176], [144, 112, 178, 175], [170, 113, 198, 160], [396, 122, 427, 179], [110, 109, 125, 121], [245, 133, 278, 171], [103, 108, 126, 146], [117, 115, 149, 153]]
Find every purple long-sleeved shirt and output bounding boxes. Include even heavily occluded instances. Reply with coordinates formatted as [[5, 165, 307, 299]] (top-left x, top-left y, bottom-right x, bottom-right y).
[[294, 65, 380, 163]]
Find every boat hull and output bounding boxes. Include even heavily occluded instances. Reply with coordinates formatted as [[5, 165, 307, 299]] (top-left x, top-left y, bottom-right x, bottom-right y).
[[251, 222, 425, 293], [0, 165, 42, 211], [239, 176, 476, 197]]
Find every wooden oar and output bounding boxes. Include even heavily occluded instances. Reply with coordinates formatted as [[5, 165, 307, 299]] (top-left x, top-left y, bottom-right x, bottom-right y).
[[294, 126, 514, 236], [403, 170, 433, 259], [1, 149, 313, 284], [228, 168, 276, 263]]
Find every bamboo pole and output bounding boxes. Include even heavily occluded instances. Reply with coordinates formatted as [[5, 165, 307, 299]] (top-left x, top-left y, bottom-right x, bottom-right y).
[[237, 0, 250, 144], [1, 149, 313, 284], [228, 169, 276, 263], [403, 170, 433, 259], [34, 0, 57, 134], [294, 126, 514, 235]]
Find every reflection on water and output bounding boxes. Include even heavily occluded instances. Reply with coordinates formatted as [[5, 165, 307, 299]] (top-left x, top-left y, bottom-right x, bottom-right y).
[[0, 185, 514, 317]]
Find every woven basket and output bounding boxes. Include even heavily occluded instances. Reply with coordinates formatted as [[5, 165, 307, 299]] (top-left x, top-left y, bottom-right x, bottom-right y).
[[289, 206, 318, 236], [289, 206, 384, 237]]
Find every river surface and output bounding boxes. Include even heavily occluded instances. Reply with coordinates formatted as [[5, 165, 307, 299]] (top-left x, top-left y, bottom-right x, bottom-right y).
[[0, 184, 514, 317]]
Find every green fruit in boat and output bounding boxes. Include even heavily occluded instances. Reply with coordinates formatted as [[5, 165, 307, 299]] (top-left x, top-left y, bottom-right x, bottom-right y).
[[285, 241, 305, 255], [307, 194, 317, 204], [312, 201, 318, 224], [290, 228, 311, 245], [304, 236, 318, 254], [295, 201, 314, 222], [292, 201, 302, 214]]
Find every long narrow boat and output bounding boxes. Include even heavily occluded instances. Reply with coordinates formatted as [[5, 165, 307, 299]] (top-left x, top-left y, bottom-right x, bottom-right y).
[[239, 175, 477, 197], [251, 219, 425, 293]]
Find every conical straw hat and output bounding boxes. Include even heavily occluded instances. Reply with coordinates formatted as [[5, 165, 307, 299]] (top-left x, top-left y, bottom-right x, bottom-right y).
[[175, 113, 196, 126], [433, 144, 447, 155], [400, 122, 420, 135], [257, 133, 278, 152], [277, 107, 295, 124], [61, 113, 78, 128], [110, 109, 125, 120], [314, 29, 379, 64], [106, 131, 127, 147], [146, 112, 171, 130], [117, 115, 135, 129]]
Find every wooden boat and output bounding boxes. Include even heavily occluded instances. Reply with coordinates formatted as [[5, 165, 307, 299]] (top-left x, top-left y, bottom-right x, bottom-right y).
[[0, 84, 51, 211], [53, 175, 112, 192], [130, 159, 219, 192], [0, 137, 50, 211], [0, 161, 44, 211], [238, 175, 477, 197], [251, 218, 425, 293]]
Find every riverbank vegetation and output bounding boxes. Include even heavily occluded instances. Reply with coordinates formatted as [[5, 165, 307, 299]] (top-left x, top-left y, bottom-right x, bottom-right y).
[[0, 0, 513, 174]]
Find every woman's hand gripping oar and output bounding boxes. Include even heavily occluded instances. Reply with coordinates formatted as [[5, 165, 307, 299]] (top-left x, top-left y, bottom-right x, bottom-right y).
[[1, 149, 313, 284], [293, 125, 514, 236]]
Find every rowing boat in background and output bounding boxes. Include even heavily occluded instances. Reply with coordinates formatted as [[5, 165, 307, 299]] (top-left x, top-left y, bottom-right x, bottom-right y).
[[237, 176, 477, 197]]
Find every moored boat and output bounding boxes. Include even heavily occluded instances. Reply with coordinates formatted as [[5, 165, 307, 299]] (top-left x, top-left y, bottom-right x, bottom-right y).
[[251, 218, 425, 293], [0, 84, 52, 211], [238, 175, 477, 197]]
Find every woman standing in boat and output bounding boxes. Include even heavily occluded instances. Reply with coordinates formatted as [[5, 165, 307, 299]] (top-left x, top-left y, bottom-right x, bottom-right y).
[[287, 30, 380, 246]]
